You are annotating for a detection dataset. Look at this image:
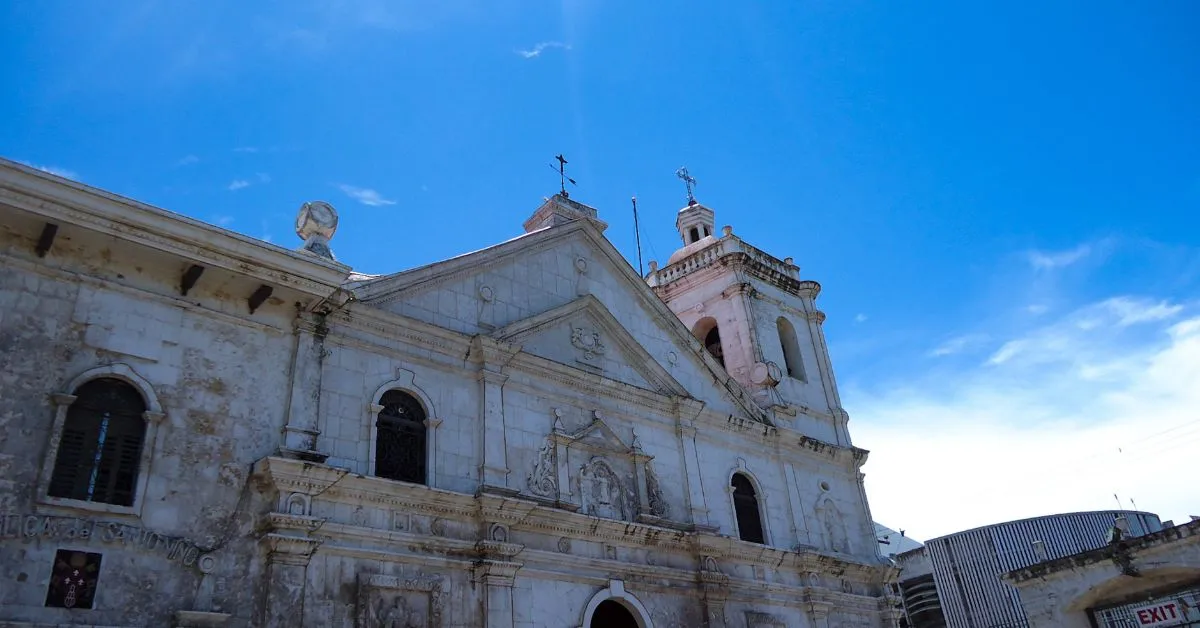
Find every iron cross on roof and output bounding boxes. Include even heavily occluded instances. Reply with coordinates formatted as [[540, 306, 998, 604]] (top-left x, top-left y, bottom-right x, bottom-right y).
[[675, 166, 697, 206], [552, 154, 577, 198]]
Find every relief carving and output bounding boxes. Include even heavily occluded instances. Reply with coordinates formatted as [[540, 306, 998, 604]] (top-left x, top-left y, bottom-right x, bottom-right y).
[[576, 457, 630, 521], [644, 462, 670, 519], [745, 611, 786, 628], [357, 574, 444, 628], [570, 326, 606, 360], [526, 439, 557, 498]]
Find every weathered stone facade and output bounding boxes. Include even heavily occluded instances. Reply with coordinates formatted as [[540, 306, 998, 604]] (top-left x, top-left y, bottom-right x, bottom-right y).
[[0, 158, 898, 627]]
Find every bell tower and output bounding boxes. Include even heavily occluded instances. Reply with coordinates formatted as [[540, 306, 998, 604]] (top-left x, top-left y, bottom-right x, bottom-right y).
[[647, 195, 850, 445]]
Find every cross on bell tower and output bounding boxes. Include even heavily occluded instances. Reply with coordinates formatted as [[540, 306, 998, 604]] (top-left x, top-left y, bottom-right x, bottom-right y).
[[675, 166, 698, 206]]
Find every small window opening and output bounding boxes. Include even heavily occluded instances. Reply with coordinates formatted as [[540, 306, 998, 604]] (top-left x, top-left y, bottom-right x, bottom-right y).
[[732, 473, 765, 543], [689, 227, 700, 243], [375, 390, 427, 485], [703, 226, 710, 237]]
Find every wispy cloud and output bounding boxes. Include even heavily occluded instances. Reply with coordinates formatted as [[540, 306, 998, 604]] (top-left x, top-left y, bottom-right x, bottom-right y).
[[176, 154, 200, 166], [256, 172, 272, 184], [212, 215, 235, 227], [227, 179, 250, 191], [516, 41, 570, 59], [339, 184, 396, 207], [854, 313, 868, 324], [928, 333, 990, 357], [856, 297, 1200, 541], [20, 161, 78, 181], [1026, 243, 1092, 270], [233, 146, 258, 153]]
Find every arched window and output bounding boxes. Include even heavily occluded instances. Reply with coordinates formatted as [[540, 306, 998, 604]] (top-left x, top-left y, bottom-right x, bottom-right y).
[[731, 473, 765, 544], [48, 378, 147, 507], [776, 317, 806, 380], [374, 390, 427, 484], [689, 226, 700, 243]]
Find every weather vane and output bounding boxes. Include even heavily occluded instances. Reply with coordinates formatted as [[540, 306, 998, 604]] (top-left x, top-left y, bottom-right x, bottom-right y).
[[675, 166, 697, 206], [550, 154, 577, 198]]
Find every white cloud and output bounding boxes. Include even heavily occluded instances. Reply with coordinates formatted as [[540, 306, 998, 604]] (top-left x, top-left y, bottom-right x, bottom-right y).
[[854, 313, 868, 323], [339, 184, 396, 207], [928, 333, 989, 357], [1025, 304, 1049, 315], [227, 179, 250, 191], [20, 161, 78, 180], [516, 41, 570, 59], [233, 146, 258, 153], [176, 154, 200, 166], [1101, 296, 1183, 326], [1026, 243, 1092, 270], [213, 215, 235, 227], [854, 297, 1200, 542], [256, 172, 272, 183]]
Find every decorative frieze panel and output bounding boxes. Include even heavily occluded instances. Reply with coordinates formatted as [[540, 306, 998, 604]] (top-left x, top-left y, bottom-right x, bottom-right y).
[[357, 574, 446, 628]]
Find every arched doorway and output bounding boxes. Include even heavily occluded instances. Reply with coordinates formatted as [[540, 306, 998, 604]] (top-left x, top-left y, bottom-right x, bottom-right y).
[[591, 600, 639, 627]]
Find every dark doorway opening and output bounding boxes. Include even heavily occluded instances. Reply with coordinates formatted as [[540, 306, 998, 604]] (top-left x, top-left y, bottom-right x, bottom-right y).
[[591, 599, 639, 627]]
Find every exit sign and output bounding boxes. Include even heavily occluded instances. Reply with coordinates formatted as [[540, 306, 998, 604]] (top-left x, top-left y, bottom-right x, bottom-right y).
[[1131, 601, 1185, 627]]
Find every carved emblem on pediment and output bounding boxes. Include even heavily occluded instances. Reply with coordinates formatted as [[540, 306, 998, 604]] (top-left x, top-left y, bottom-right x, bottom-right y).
[[357, 574, 445, 628], [526, 439, 557, 498], [570, 325, 605, 360], [576, 457, 631, 521]]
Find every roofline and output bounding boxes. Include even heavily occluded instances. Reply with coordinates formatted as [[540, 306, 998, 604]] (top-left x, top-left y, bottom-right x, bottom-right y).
[[0, 157, 352, 297], [916, 509, 1160, 546]]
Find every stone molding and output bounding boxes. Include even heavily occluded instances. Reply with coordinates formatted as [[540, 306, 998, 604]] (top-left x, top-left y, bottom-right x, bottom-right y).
[[0, 163, 350, 296]]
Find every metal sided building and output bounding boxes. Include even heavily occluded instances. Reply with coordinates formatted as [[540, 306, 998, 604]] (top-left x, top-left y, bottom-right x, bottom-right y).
[[896, 510, 1164, 628]]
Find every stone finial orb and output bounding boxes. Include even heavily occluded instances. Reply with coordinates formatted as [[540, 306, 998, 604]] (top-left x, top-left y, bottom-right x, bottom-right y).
[[295, 201, 339, 260]]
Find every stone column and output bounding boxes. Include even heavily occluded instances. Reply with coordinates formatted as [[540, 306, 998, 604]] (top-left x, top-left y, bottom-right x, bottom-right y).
[[261, 534, 320, 627], [805, 601, 832, 628], [698, 559, 729, 628], [784, 462, 813, 547], [802, 308, 846, 443], [280, 313, 330, 461], [475, 540, 524, 628], [675, 398, 710, 527], [470, 336, 520, 494]]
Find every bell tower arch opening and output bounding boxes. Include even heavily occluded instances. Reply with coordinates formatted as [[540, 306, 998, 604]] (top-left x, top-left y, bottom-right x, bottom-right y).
[[591, 600, 639, 627], [692, 317, 725, 368]]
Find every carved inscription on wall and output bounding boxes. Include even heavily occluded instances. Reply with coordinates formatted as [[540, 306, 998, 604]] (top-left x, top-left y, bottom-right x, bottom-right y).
[[1, 512, 206, 567]]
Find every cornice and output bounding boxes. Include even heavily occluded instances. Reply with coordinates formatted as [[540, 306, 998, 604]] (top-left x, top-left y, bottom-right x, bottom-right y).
[[0, 160, 350, 296], [329, 301, 470, 358], [0, 249, 291, 335]]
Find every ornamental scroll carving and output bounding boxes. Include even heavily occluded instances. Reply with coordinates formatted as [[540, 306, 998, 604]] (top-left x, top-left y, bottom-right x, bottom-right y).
[[644, 462, 670, 519], [526, 439, 557, 498], [570, 326, 606, 360]]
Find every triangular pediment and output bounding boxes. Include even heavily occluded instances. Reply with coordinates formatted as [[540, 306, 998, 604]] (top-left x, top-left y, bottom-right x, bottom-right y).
[[493, 295, 688, 396], [556, 416, 635, 455], [348, 217, 774, 425]]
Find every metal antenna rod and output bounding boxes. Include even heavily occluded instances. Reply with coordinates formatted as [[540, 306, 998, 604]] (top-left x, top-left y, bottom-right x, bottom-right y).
[[632, 195, 644, 276]]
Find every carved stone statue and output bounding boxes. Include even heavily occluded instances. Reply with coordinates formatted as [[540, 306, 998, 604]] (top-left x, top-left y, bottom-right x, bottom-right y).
[[295, 200, 339, 260]]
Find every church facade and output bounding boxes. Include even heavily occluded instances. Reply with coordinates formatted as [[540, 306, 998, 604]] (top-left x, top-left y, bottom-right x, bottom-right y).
[[0, 158, 899, 627]]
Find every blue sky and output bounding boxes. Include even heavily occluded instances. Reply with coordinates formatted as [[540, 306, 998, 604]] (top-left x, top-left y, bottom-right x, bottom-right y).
[[4, 1, 1198, 540]]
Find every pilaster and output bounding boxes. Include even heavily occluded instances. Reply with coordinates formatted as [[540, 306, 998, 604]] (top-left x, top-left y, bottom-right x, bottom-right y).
[[470, 336, 520, 494], [474, 540, 524, 628], [674, 397, 711, 527], [261, 532, 321, 627], [280, 314, 330, 461]]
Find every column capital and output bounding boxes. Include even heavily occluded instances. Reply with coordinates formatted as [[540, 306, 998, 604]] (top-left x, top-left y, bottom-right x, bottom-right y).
[[469, 335, 520, 370], [805, 310, 827, 324]]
